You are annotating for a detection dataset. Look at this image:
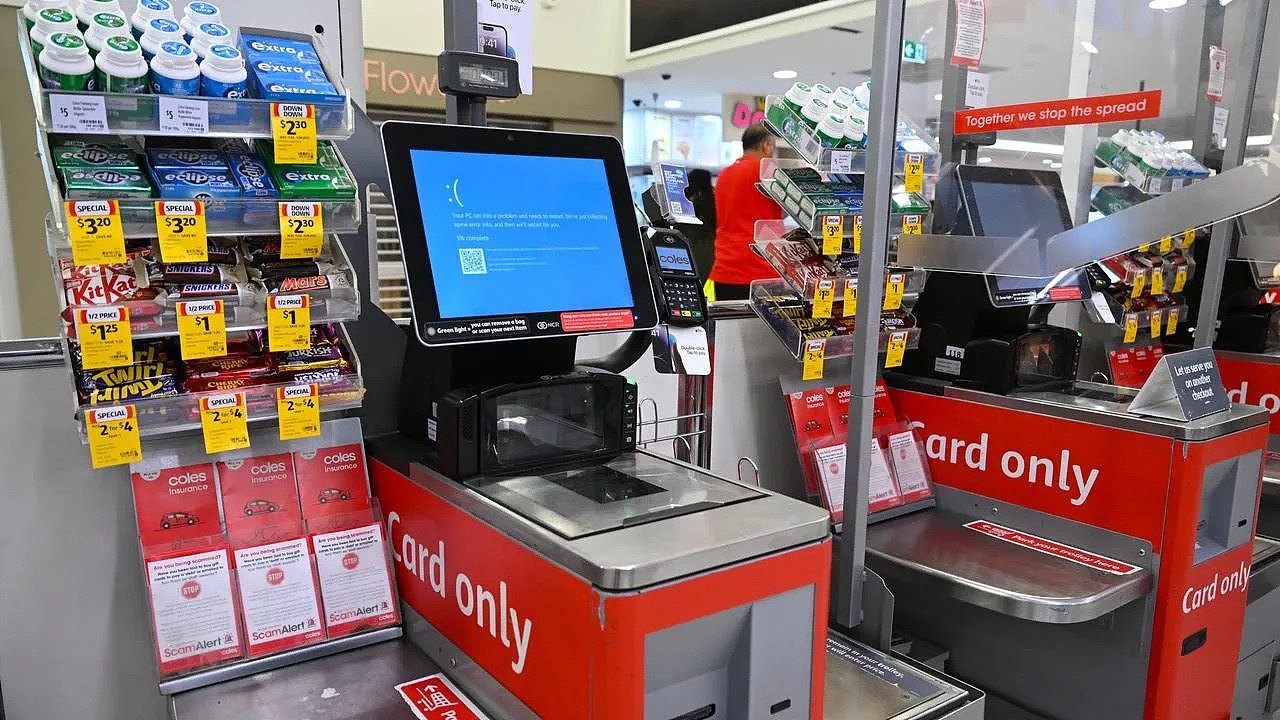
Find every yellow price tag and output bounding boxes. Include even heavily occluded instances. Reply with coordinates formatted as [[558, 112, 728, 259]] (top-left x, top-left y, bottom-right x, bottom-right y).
[[902, 214, 922, 235], [1173, 265, 1189, 293], [1150, 268, 1164, 295], [1123, 313, 1139, 343], [1159, 235, 1173, 254], [1130, 271, 1146, 298], [75, 306, 133, 370], [66, 200, 126, 266], [904, 153, 924, 194], [271, 103, 317, 164], [279, 202, 325, 259], [812, 279, 835, 319], [176, 299, 226, 360], [85, 405, 141, 469], [1183, 228, 1196, 249], [155, 200, 207, 262], [884, 273, 906, 311], [267, 294, 311, 352], [842, 280, 857, 318], [822, 216, 844, 256], [1166, 308, 1180, 336], [1138, 241, 1153, 253], [276, 384, 321, 441], [885, 330, 908, 369], [853, 215, 863, 254], [801, 339, 825, 381], [199, 392, 250, 454], [1149, 311, 1162, 338]]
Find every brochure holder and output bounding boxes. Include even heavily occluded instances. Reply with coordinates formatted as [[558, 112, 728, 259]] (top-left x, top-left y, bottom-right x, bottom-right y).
[[1129, 347, 1232, 421], [811, 420, 937, 526], [649, 161, 702, 226]]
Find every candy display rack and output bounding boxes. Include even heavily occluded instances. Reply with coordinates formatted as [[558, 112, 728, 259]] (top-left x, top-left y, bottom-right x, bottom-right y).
[[758, 158, 930, 242], [761, 95, 941, 178], [750, 279, 922, 360]]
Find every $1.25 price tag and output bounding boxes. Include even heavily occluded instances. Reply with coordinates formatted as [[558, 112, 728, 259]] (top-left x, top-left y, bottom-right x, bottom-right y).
[[883, 273, 906, 311], [279, 202, 324, 259], [271, 103, 317, 164], [76, 306, 132, 370], [176, 300, 226, 360], [86, 405, 141, 469], [812, 279, 836, 319], [842, 280, 857, 318], [155, 200, 207, 262], [802, 339, 826, 381], [904, 154, 924, 194], [276, 384, 320, 441], [267, 294, 311, 352], [66, 200, 126, 266], [199, 392, 249, 454], [885, 330, 908, 369], [822, 216, 844, 256]]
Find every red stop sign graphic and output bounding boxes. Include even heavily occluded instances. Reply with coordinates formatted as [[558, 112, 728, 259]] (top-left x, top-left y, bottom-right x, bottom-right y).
[[342, 552, 359, 570], [266, 567, 285, 586], [180, 580, 201, 599]]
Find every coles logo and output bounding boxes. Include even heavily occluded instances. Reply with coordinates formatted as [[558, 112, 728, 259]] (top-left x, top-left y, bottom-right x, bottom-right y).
[[266, 567, 285, 586], [169, 472, 208, 486], [181, 580, 202, 599], [252, 461, 287, 475], [325, 451, 358, 465], [342, 552, 360, 571]]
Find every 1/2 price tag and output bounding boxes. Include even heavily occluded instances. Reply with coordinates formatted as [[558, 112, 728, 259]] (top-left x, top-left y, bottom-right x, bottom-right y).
[[902, 214, 923, 235], [66, 200, 126, 266], [884, 273, 906, 311], [885, 330, 908, 369], [199, 392, 249, 454], [1159, 235, 1174, 254], [1166, 308, 1180, 336], [1173, 265, 1189, 293], [176, 300, 226, 360], [842, 280, 857, 317], [853, 215, 864, 254], [75, 306, 132, 369], [1183, 228, 1196, 249], [271, 103, 317, 164], [276, 384, 320, 441], [1150, 268, 1164, 295], [822, 216, 844, 256], [1149, 311, 1162, 338], [86, 405, 141, 469], [156, 200, 207, 262], [812, 279, 835, 319], [802, 339, 826, 381], [1130, 271, 1146, 299], [267, 294, 311, 352], [904, 154, 924, 194], [279, 202, 324, 259], [1124, 313, 1139, 343]]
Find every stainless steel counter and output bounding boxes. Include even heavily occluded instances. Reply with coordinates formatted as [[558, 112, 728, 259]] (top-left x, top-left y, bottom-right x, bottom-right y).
[[824, 632, 983, 720]]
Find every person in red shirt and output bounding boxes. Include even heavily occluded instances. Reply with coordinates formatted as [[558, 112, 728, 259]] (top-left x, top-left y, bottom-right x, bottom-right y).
[[709, 124, 783, 300]]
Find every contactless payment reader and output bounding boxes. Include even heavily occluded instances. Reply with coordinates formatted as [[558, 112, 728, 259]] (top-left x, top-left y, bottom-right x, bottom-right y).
[[370, 121, 832, 720]]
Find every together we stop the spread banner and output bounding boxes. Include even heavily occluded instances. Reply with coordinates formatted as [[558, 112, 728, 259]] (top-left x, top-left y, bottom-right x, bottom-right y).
[[955, 89, 1162, 134]]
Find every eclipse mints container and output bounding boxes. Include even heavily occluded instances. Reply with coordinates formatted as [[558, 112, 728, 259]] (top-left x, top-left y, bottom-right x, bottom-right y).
[[130, 0, 174, 39], [139, 16, 182, 61], [22, 0, 72, 32], [95, 35, 149, 93], [38, 31, 96, 90], [149, 40, 201, 95], [83, 11, 129, 56], [200, 44, 248, 98], [73, 0, 123, 32], [28, 6, 75, 56]]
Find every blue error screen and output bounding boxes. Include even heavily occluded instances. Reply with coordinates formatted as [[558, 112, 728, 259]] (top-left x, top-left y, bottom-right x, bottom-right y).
[[409, 149, 635, 319]]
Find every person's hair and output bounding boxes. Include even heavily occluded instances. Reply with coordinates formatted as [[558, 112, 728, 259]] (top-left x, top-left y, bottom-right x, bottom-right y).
[[742, 123, 772, 152], [687, 168, 713, 190]]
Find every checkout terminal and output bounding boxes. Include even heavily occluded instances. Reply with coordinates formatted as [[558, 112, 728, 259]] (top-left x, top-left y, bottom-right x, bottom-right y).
[[366, 122, 833, 720]]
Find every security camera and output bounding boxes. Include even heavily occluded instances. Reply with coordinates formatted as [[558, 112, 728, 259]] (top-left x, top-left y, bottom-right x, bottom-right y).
[[661, 73, 672, 81], [632, 99, 642, 108]]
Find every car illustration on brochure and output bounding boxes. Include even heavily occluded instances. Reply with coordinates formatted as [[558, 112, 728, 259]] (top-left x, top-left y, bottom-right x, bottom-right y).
[[244, 499, 279, 516], [317, 488, 351, 504], [160, 512, 198, 529]]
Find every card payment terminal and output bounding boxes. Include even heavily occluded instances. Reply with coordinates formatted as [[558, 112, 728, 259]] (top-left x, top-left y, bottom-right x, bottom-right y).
[[646, 227, 708, 325]]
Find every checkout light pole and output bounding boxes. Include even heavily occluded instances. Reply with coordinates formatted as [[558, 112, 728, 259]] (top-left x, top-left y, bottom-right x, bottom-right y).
[[833, 0, 908, 631]]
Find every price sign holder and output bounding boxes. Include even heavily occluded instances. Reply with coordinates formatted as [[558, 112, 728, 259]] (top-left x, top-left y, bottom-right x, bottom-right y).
[[199, 392, 250, 454], [885, 330, 908, 369], [813, 279, 836, 319], [156, 200, 208, 262], [271, 103, 317, 164], [1130, 272, 1146, 299], [904, 154, 924, 194], [1166, 308, 1180, 336], [1183, 228, 1196, 249], [1150, 312, 1163, 339], [65, 200, 126, 266], [1150, 268, 1164, 295], [277, 384, 321, 441], [902, 214, 923, 235], [75, 306, 133, 370], [1173, 266, 1189, 293], [86, 405, 141, 469], [853, 216, 863, 254], [1124, 313, 1139, 344], [1159, 235, 1174, 254], [842, 280, 857, 318], [883, 273, 906, 311], [822, 216, 844, 256], [1138, 241, 1153, 253], [279, 202, 324, 259], [802, 339, 826, 381], [176, 300, 227, 360], [267, 294, 311, 352]]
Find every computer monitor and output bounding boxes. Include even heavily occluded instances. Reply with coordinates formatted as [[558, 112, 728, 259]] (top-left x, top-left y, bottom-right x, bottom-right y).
[[381, 122, 659, 346]]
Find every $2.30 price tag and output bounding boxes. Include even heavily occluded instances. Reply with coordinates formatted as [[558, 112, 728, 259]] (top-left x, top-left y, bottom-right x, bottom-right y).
[[199, 392, 249, 454], [883, 273, 906, 311], [276, 384, 320, 441], [885, 330, 908, 369], [904, 154, 924, 194], [76, 306, 133, 370], [66, 200, 126, 266], [842, 280, 857, 317], [1123, 313, 1139, 344], [802, 339, 826, 381], [812, 279, 835, 319], [267, 294, 311, 352], [176, 300, 226, 360], [279, 202, 324, 259], [822, 216, 844, 256], [155, 200, 207, 262], [902, 214, 923, 235], [86, 405, 141, 469], [271, 103, 317, 164]]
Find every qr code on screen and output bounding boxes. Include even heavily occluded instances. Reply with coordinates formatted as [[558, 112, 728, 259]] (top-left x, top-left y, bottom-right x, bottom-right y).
[[458, 248, 487, 275]]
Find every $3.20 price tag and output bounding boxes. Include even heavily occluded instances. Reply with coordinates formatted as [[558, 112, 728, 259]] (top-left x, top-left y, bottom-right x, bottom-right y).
[[842, 280, 857, 317], [1124, 313, 1139, 344], [199, 392, 249, 454], [66, 200, 126, 266], [271, 103, 317, 164], [802, 339, 826, 381], [812, 279, 836, 319], [86, 405, 141, 469], [176, 300, 226, 360], [822, 216, 844, 256], [883, 273, 906, 311], [885, 330, 908, 369], [155, 200, 207, 262], [904, 153, 924, 194], [277, 384, 320, 441], [267, 294, 311, 352], [76, 306, 133, 370], [279, 202, 324, 259], [902, 214, 923, 235]]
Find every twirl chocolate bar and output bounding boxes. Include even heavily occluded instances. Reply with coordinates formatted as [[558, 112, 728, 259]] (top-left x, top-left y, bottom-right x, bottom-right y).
[[85, 375, 179, 403], [78, 361, 171, 392]]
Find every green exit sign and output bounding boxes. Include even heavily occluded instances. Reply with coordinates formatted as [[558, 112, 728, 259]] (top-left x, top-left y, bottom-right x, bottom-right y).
[[903, 39, 927, 65]]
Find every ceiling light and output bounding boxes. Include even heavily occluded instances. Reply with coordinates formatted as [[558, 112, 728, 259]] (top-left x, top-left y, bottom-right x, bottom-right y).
[[1220, 0, 1233, 5], [1050, 162, 1063, 169], [1148, 0, 1187, 9], [773, 69, 798, 80], [934, 93, 943, 101], [977, 157, 993, 164], [663, 99, 683, 109], [1080, 40, 1099, 54], [1042, 159, 1054, 165]]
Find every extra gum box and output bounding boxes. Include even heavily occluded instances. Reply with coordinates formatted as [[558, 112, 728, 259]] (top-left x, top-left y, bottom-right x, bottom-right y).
[[240, 33, 326, 67], [271, 166, 356, 199], [152, 168, 242, 200]]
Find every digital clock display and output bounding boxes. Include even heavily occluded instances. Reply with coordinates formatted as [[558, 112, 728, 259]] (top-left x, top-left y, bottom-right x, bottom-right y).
[[459, 64, 508, 88]]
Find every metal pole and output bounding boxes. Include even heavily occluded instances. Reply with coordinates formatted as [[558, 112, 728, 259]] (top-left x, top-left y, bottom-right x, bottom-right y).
[[1061, 0, 1098, 225], [833, 0, 907, 630], [442, 0, 486, 126], [1191, 3, 1227, 162], [1194, 0, 1270, 348], [938, 0, 966, 165]]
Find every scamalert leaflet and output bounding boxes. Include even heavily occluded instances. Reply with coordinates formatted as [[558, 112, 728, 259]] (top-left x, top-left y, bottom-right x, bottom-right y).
[[397, 673, 491, 720], [234, 536, 326, 657], [312, 523, 399, 637], [145, 546, 244, 675]]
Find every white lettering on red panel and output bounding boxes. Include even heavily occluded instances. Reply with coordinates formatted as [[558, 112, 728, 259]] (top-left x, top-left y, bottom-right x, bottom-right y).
[[1182, 561, 1249, 614]]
